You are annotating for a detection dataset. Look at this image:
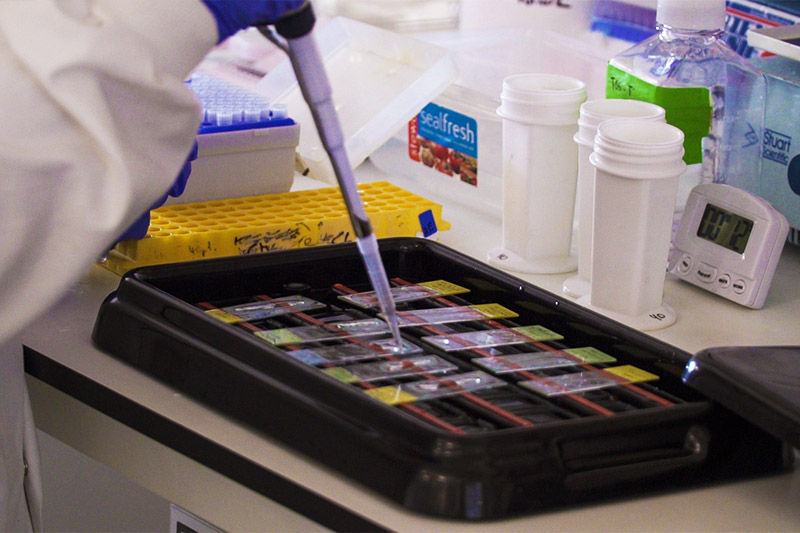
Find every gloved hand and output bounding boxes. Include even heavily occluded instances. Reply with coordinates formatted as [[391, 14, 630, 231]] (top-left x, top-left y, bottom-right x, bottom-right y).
[[116, 141, 198, 242], [201, 0, 308, 43]]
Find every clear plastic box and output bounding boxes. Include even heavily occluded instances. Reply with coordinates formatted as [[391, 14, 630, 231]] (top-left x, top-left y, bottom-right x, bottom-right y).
[[370, 28, 629, 216], [255, 16, 457, 185]]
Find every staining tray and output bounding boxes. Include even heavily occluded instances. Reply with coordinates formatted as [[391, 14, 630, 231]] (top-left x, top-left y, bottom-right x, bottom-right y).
[[92, 238, 791, 519]]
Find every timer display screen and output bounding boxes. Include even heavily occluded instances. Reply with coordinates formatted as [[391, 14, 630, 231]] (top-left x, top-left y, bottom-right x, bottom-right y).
[[696, 203, 754, 254]]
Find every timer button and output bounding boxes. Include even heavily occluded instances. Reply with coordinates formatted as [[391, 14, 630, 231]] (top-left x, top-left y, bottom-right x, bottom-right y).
[[695, 262, 718, 283], [677, 254, 692, 274], [732, 279, 747, 294], [717, 274, 731, 289]]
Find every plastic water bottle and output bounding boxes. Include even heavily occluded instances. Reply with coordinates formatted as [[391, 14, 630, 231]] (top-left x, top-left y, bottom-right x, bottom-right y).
[[606, 0, 765, 194]]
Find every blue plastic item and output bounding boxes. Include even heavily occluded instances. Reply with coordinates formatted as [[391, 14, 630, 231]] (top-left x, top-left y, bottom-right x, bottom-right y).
[[591, 0, 657, 43], [117, 142, 198, 242], [117, 72, 296, 242], [189, 71, 295, 133], [200, 0, 307, 43]]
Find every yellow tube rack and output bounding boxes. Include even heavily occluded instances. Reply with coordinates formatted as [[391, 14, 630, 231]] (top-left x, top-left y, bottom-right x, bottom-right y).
[[101, 181, 450, 275]]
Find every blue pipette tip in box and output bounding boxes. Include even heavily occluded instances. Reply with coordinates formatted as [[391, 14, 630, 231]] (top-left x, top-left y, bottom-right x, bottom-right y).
[[188, 71, 295, 133], [184, 71, 300, 203]]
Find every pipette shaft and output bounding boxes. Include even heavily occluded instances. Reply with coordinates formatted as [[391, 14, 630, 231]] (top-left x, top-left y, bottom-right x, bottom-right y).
[[266, 9, 402, 346]]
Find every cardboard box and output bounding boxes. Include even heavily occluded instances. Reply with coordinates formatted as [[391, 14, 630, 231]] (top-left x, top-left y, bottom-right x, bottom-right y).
[[751, 55, 800, 245]]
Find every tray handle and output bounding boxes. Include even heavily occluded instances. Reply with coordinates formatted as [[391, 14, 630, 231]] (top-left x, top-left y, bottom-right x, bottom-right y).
[[563, 425, 709, 491]]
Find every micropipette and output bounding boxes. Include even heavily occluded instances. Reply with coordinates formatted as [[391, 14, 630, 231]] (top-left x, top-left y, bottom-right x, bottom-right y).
[[260, 3, 403, 348]]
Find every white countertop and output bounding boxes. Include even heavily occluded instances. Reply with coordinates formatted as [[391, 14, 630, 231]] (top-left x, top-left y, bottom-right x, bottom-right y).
[[23, 160, 800, 531]]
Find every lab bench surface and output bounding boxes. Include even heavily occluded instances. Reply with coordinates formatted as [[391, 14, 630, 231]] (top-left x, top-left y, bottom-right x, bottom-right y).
[[23, 161, 800, 532]]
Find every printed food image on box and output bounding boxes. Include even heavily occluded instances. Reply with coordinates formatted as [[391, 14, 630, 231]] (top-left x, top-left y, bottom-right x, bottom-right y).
[[408, 102, 479, 186]]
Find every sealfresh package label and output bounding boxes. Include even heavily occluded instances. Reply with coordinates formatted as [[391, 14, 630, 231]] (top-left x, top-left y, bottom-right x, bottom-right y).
[[408, 102, 479, 187]]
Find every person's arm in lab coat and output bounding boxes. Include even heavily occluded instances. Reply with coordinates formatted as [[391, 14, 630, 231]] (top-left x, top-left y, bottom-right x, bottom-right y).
[[0, 0, 217, 345], [0, 3, 217, 529], [0, 1, 305, 530]]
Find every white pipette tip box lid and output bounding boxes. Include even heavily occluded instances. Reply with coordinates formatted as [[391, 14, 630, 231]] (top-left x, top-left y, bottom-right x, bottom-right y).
[[254, 16, 458, 184]]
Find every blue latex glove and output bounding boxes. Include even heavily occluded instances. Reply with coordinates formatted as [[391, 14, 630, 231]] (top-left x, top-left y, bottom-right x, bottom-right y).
[[117, 141, 198, 242], [201, 0, 308, 43]]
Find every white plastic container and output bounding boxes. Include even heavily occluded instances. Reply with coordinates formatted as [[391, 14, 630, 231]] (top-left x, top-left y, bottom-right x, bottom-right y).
[[563, 99, 666, 298], [459, 0, 594, 37], [315, 0, 460, 33], [487, 74, 587, 274], [174, 123, 300, 204], [578, 118, 685, 331]]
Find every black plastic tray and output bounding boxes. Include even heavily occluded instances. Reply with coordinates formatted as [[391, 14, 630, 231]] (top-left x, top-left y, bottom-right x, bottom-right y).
[[684, 345, 800, 450], [92, 238, 791, 519]]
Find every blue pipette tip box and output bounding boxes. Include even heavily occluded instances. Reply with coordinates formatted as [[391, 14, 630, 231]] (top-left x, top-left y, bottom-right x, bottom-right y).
[[171, 71, 301, 205], [590, 0, 657, 43], [190, 71, 296, 133]]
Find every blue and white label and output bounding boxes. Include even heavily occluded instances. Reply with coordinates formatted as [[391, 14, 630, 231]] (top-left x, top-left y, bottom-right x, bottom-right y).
[[409, 103, 479, 187], [763, 128, 792, 166], [417, 103, 477, 159]]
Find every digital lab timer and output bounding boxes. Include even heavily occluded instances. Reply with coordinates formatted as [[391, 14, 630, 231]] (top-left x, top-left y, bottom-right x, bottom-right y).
[[669, 183, 789, 309]]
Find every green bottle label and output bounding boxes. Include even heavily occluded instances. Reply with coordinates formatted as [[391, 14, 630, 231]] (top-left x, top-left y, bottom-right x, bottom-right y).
[[606, 63, 711, 165]]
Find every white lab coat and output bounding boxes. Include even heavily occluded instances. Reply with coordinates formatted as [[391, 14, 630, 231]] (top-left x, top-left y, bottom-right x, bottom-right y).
[[0, 0, 218, 529]]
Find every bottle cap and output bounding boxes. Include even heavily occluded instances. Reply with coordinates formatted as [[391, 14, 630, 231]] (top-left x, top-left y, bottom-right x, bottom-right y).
[[656, 0, 726, 31]]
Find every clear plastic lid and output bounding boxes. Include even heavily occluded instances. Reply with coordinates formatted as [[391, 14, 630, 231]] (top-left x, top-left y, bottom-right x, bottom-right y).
[[255, 17, 457, 184]]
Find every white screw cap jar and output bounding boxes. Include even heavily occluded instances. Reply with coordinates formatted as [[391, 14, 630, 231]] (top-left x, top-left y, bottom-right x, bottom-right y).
[[488, 73, 587, 274], [656, 0, 726, 31], [577, 118, 685, 331], [563, 99, 666, 298]]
